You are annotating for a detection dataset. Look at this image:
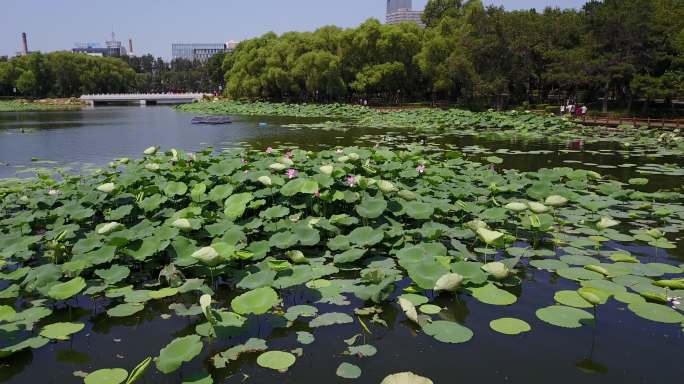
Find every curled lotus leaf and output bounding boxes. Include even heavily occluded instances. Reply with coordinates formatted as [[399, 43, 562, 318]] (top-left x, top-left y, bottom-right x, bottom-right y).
[[84, 368, 128, 384], [125, 357, 152, 384], [596, 217, 620, 230], [481, 262, 510, 280], [256, 351, 296, 372], [476, 227, 503, 245], [434, 273, 464, 292], [143, 146, 158, 155], [97, 222, 124, 235], [381, 372, 433, 384], [257, 175, 272, 186], [398, 297, 419, 324], [48, 277, 86, 301]]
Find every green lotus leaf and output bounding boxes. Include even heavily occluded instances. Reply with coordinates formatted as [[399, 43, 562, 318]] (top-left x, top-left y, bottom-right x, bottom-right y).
[[237, 270, 277, 290], [556, 267, 603, 281], [48, 277, 86, 301], [97, 222, 124, 235], [628, 178, 649, 186], [334, 248, 367, 264], [481, 262, 510, 280], [309, 312, 353, 328], [554, 290, 592, 308], [155, 335, 203, 374], [596, 216, 619, 230], [40, 322, 85, 340], [107, 303, 144, 318], [476, 227, 503, 245], [149, 287, 178, 300], [527, 201, 549, 213], [398, 293, 429, 306], [231, 287, 279, 315], [212, 338, 267, 368], [336, 362, 362, 379], [406, 260, 449, 290], [544, 195, 568, 207], [224, 192, 253, 218], [256, 351, 296, 372], [319, 164, 334, 175], [628, 302, 683, 324], [95, 265, 130, 285], [0, 336, 49, 357], [419, 304, 442, 315], [489, 317, 531, 335], [143, 146, 158, 155], [296, 331, 315, 345], [469, 283, 517, 305], [422, 320, 473, 344], [284, 305, 318, 321], [577, 287, 609, 305], [451, 262, 488, 285], [403, 201, 434, 220], [356, 196, 387, 218], [84, 368, 128, 384], [347, 344, 377, 357], [505, 202, 528, 212], [257, 175, 272, 186], [381, 372, 433, 384], [348, 226, 384, 247], [0, 305, 16, 322], [535, 305, 594, 328], [125, 357, 152, 384]]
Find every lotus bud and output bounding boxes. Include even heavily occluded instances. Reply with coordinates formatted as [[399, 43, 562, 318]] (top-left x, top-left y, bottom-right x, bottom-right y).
[[348, 152, 360, 161], [544, 195, 568, 207], [481, 261, 510, 280], [97, 222, 123, 235], [108, 162, 116, 168], [97, 182, 116, 194], [144, 146, 158, 155], [187, 153, 197, 162], [172, 218, 193, 232], [258, 175, 272, 186], [527, 202, 549, 214], [47, 188, 60, 196], [286, 250, 307, 264], [338, 155, 350, 163], [191, 246, 222, 267], [646, 228, 663, 239], [118, 158, 130, 164], [505, 202, 528, 212], [319, 165, 334, 176]]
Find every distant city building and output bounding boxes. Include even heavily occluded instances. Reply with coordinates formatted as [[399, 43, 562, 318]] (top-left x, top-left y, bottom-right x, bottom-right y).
[[386, 0, 424, 27], [172, 42, 237, 62], [73, 32, 128, 57]]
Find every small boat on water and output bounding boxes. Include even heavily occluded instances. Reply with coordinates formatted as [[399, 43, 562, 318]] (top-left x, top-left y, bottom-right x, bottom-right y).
[[191, 116, 232, 125]]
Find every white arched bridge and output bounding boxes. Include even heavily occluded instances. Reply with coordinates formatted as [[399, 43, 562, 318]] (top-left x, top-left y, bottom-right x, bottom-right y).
[[80, 93, 209, 106]]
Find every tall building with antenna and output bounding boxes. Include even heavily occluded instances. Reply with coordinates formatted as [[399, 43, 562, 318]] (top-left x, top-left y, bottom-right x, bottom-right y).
[[386, 0, 424, 27], [73, 30, 128, 57]]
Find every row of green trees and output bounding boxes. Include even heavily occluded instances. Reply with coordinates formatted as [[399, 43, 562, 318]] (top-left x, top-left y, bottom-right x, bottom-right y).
[[0, 52, 136, 98], [222, 0, 684, 111], [126, 53, 225, 93]]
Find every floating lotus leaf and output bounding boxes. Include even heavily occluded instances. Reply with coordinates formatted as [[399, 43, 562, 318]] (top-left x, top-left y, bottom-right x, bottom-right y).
[[356, 196, 387, 218], [628, 178, 649, 186], [535, 306, 594, 328], [422, 321, 473, 344], [0, 336, 49, 357], [381, 372, 433, 384], [476, 227, 503, 245], [309, 312, 353, 328], [284, 305, 318, 321], [40, 322, 85, 340], [237, 270, 277, 290], [347, 344, 377, 357], [48, 277, 86, 301], [257, 175, 272, 186], [554, 290, 592, 308], [654, 279, 684, 290], [256, 351, 296, 372], [212, 338, 267, 368], [406, 260, 449, 290], [296, 331, 315, 345], [469, 283, 517, 305], [319, 164, 334, 175], [143, 146, 158, 155], [107, 303, 144, 318], [434, 273, 464, 292], [348, 226, 384, 247], [155, 335, 203, 374], [149, 287, 178, 299], [452, 262, 488, 284], [95, 265, 130, 285], [596, 217, 619, 230], [164, 181, 188, 197], [230, 287, 279, 315], [419, 304, 441, 315], [403, 201, 434, 220], [489, 318, 531, 335], [628, 302, 683, 324], [577, 287, 609, 305], [334, 248, 367, 264], [336, 362, 362, 379], [398, 293, 429, 306], [556, 267, 603, 281], [224, 192, 253, 218], [84, 368, 128, 384]]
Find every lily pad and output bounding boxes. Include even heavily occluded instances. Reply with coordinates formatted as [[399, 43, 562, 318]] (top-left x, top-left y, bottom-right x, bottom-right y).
[[40, 322, 85, 340], [628, 302, 683, 324], [489, 318, 531, 335], [155, 335, 203, 374], [231, 287, 279, 315], [535, 306, 594, 328], [256, 351, 296, 372], [422, 321, 473, 344], [336, 362, 362, 379], [469, 283, 517, 306], [84, 368, 128, 384]]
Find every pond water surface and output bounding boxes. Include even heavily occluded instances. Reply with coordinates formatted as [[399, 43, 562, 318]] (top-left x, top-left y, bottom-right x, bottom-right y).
[[0, 106, 682, 384]]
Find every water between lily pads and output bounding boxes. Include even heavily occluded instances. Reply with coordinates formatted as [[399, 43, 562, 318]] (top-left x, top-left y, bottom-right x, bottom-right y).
[[0, 106, 682, 383]]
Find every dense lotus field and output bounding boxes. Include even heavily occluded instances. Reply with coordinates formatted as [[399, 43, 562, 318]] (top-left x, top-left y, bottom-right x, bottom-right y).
[[178, 101, 684, 151], [0, 100, 82, 113], [1, 141, 683, 383]]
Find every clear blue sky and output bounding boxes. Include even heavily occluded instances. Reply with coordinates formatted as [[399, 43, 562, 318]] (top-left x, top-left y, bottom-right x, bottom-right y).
[[0, 0, 586, 59]]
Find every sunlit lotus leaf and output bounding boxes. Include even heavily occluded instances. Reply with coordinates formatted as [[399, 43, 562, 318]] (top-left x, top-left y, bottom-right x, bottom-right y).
[[347, 344, 377, 357], [107, 303, 144, 318], [48, 277, 86, 300], [554, 290, 592, 308], [451, 262, 488, 285], [0, 305, 16, 322], [505, 202, 527, 212], [381, 372, 433, 384], [84, 368, 128, 384], [654, 279, 684, 290], [544, 195, 568, 207], [628, 302, 683, 324], [406, 260, 449, 290], [536, 306, 594, 328], [527, 202, 549, 213], [143, 146, 158, 155], [237, 270, 277, 290], [628, 178, 649, 186], [398, 293, 429, 306], [231, 287, 279, 315], [596, 217, 619, 230], [149, 287, 178, 299], [224, 192, 253, 218], [309, 312, 353, 328], [0, 336, 49, 358], [95, 265, 130, 285], [377, 180, 397, 193], [257, 351, 296, 372], [164, 181, 187, 197], [481, 262, 510, 280], [257, 175, 272, 186], [97, 182, 116, 194], [348, 226, 384, 247], [284, 305, 318, 321], [556, 267, 603, 281], [422, 321, 473, 344], [40, 322, 85, 340], [356, 197, 387, 218], [434, 273, 464, 292], [336, 362, 362, 379], [613, 291, 647, 305], [470, 283, 517, 305], [155, 335, 203, 374], [398, 297, 419, 324], [577, 287, 609, 305], [489, 318, 531, 335], [97, 222, 123, 235], [319, 164, 334, 175], [476, 227, 503, 245]]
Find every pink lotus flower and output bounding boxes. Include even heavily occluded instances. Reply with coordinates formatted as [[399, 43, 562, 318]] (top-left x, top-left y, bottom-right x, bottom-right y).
[[285, 151, 293, 159], [416, 164, 426, 174], [266, 147, 273, 154], [314, 190, 321, 198], [346, 175, 357, 187], [287, 168, 298, 179], [241, 158, 248, 164]]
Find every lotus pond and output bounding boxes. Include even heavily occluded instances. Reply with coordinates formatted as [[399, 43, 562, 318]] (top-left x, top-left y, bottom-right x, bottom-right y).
[[0, 104, 683, 384]]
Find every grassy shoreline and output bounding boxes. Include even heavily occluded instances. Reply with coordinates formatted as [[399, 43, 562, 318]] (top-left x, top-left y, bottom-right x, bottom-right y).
[[0, 99, 85, 112]]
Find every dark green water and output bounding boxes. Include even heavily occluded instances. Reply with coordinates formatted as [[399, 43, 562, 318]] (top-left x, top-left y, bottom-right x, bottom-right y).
[[0, 107, 682, 384]]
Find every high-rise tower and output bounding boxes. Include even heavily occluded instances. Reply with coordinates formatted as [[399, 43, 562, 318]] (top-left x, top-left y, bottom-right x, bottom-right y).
[[386, 0, 424, 27], [387, 0, 412, 14]]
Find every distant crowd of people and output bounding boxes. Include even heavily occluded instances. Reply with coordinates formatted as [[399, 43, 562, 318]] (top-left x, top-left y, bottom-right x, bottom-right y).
[[561, 102, 588, 118]]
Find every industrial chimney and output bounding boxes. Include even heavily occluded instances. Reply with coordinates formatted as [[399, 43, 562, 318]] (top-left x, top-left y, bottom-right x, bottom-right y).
[[128, 39, 133, 55], [21, 33, 28, 55]]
